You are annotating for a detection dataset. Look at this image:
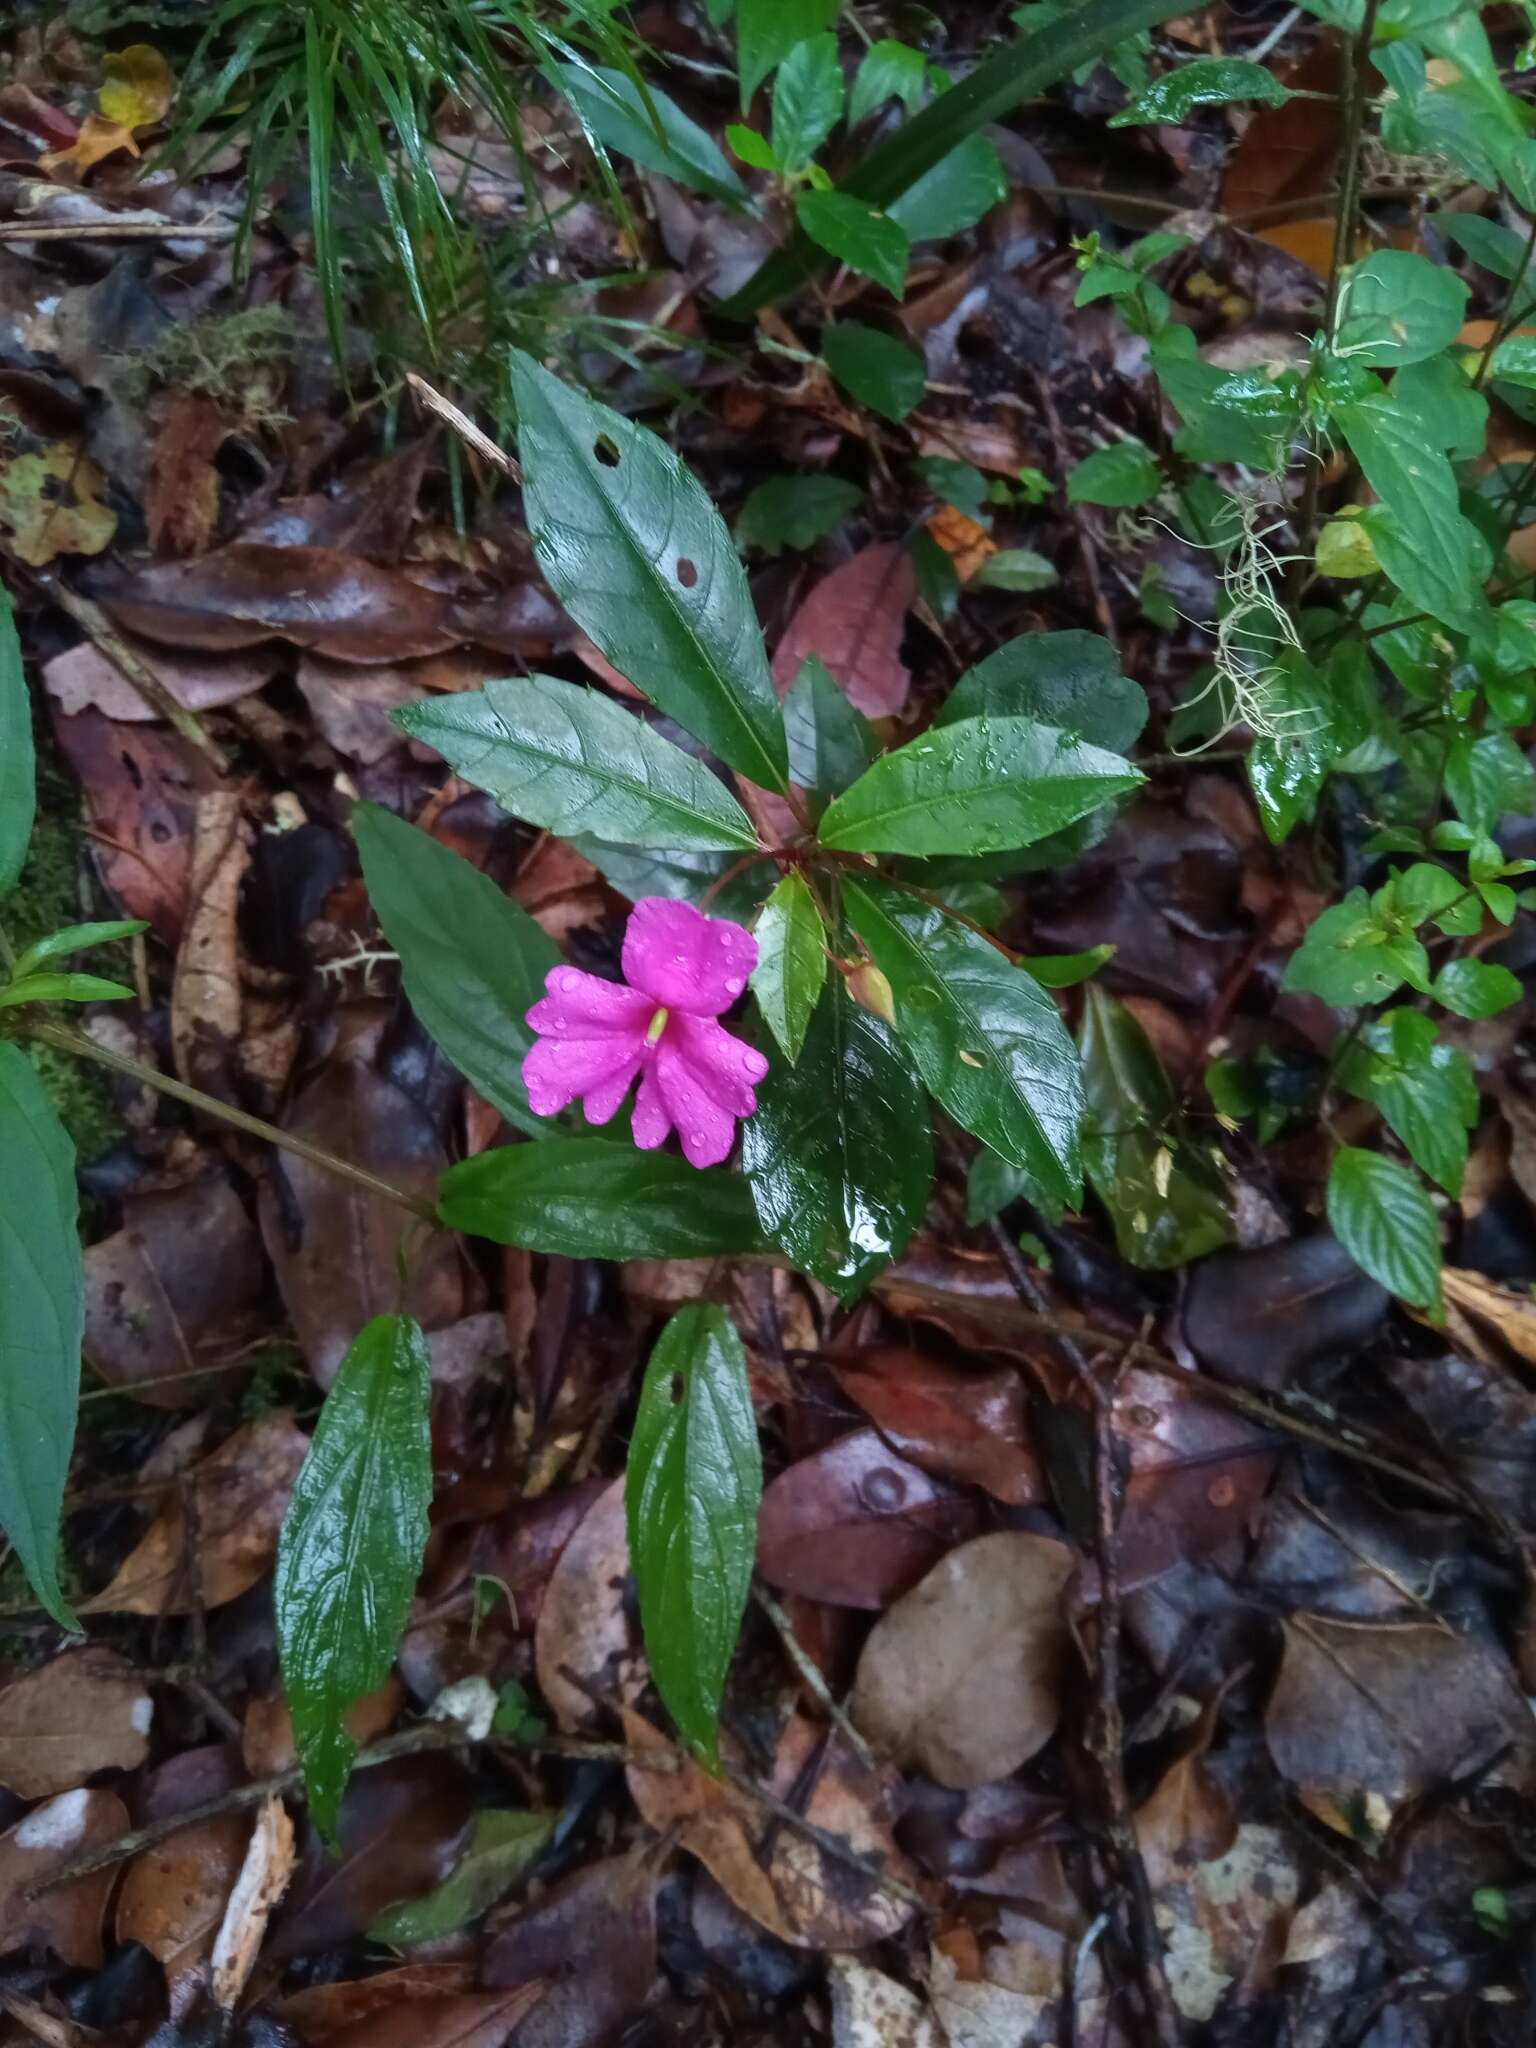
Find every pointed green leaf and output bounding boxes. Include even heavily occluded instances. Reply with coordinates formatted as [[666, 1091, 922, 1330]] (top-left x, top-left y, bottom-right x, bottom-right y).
[[737, 0, 839, 106], [0, 1044, 81, 1630], [0, 974, 136, 1009], [396, 677, 759, 853], [0, 582, 32, 900], [276, 1313, 432, 1841], [750, 870, 826, 1061], [771, 34, 843, 173], [1109, 57, 1292, 125], [887, 135, 1007, 241], [850, 39, 928, 126], [1431, 957, 1521, 1019], [843, 875, 1083, 1208], [557, 63, 750, 205], [818, 715, 1142, 856], [795, 191, 909, 296], [938, 630, 1147, 753], [1326, 1148, 1443, 1316], [353, 802, 560, 1138], [744, 975, 931, 1300], [369, 1809, 554, 1942], [11, 920, 148, 980], [820, 322, 927, 421], [1338, 393, 1490, 636], [1066, 440, 1162, 508], [782, 654, 879, 800], [627, 1303, 761, 1765], [509, 351, 788, 791], [1335, 1009, 1478, 1198]]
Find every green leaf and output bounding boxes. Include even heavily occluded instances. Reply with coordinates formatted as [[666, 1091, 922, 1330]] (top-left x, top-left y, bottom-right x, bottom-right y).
[[1431, 957, 1521, 1019], [10, 920, 148, 980], [573, 838, 765, 922], [820, 322, 927, 421], [887, 135, 1007, 241], [0, 973, 135, 1009], [438, 1137, 767, 1258], [971, 549, 1058, 593], [1488, 335, 1536, 391], [727, 123, 780, 169], [744, 975, 931, 1299], [1391, 353, 1486, 459], [918, 457, 990, 517], [1109, 56, 1292, 125], [0, 581, 32, 900], [843, 875, 1083, 1208], [771, 34, 843, 173], [850, 39, 928, 125], [275, 1314, 431, 1841], [1153, 335, 1305, 468], [627, 1304, 761, 1764], [737, 0, 839, 106], [1079, 987, 1233, 1269], [783, 655, 879, 799], [938, 630, 1148, 753], [1338, 393, 1490, 637], [395, 677, 759, 854], [795, 190, 909, 296], [750, 870, 826, 1062], [1246, 649, 1336, 845], [737, 474, 863, 554], [1066, 440, 1162, 508], [0, 1044, 81, 1630], [353, 803, 560, 1139], [369, 1809, 553, 1943], [1445, 729, 1536, 834], [818, 715, 1143, 857], [556, 63, 749, 206], [1326, 1147, 1443, 1316], [1283, 887, 1419, 1007], [1336, 1008, 1477, 1197], [1334, 250, 1469, 368], [1021, 944, 1114, 988], [508, 351, 788, 792]]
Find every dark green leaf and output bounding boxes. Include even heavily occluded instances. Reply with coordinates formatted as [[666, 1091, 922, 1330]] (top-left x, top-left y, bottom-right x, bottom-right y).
[[1336, 1008, 1477, 1197], [1246, 649, 1337, 845], [1338, 393, 1490, 637], [557, 64, 749, 205], [395, 677, 759, 854], [1444, 729, 1536, 833], [1282, 888, 1420, 1007], [0, 582, 32, 900], [795, 190, 909, 296], [1334, 250, 1469, 368], [965, 1146, 1048, 1224], [843, 875, 1083, 1208], [1153, 335, 1305, 469], [627, 1303, 761, 1764], [10, 920, 148, 980], [1392, 353, 1487, 459], [850, 39, 928, 125], [938, 630, 1148, 752], [771, 34, 843, 172], [369, 1809, 553, 1942], [1326, 1147, 1443, 1316], [887, 135, 1007, 241], [572, 838, 766, 922], [1431, 957, 1521, 1019], [750, 870, 826, 1062], [509, 351, 788, 791], [1079, 987, 1233, 1269], [820, 322, 927, 420], [1066, 439, 1162, 508], [737, 0, 839, 106], [0, 1044, 81, 1630], [0, 973, 135, 1008], [818, 715, 1142, 856], [783, 655, 880, 799], [737, 474, 863, 554], [1109, 56, 1292, 125], [744, 976, 931, 1299], [438, 1138, 766, 1258], [353, 802, 559, 1139], [275, 1313, 432, 1840]]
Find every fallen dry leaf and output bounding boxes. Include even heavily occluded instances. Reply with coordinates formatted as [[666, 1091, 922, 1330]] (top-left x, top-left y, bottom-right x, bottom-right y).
[[1437, 1267, 1536, 1367], [0, 1648, 153, 1797], [851, 1531, 1073, 1789], [275, 1964, 480, 2043], [324, 1985, 546, 2048], [829, 1957, 943, 2048], [38, 113, 140, 175], [831, 1349, 1046, 1507], [117, 1795, 248, 2010], [0, 439, 117, 564], [482, 1854, 658, 2048], [145, 392, 227, 556], [98, 43, 177, 130], [926, 504, 996, 583], [43, 638, 278, 722], [212, 1792, 296, 2010], [533, 1477, 645, 1733], [171, 790, 249, 1101], [770, 542, 914, 716], [0, 1787, 130, 1969]]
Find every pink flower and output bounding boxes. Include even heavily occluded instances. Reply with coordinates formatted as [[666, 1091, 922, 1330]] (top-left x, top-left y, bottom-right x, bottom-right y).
[[522, 897, 769, 1168]]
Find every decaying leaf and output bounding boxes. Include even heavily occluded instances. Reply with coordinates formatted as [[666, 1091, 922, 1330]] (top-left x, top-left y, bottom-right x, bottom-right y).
[[829, 1957, 943, 2048], [117, 1780, 249, 2010], [533, 1476, 646, 1733], [831, 1349, 1045, 1506], [0, 440, 117, 564], [0, 1787, 130, 1969], [1438, 1266, 1536, 1367], [770, 543, 914, 716], [0, 1648, 153, 1797], [211, 1793, 297, 2010]]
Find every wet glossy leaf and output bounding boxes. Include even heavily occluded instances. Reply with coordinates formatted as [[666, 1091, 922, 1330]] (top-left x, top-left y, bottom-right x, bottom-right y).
[[396, 677, 759, 852], [0, 971, 134, 1008], [771, 34, 843, 172], [737, 474, 863, 554], [1326, 1147, 1442, 1316], [276, 1316, 432, 1840], [850, 39, 927, 125], [1110, 56, 1292, 125], [1333, 249, 1468, 368], [438, 1138, 767, 1258], [627, 1304, 761, 1765], [1338, 393, 1489, 636], [750, 869, 826, 1061], [843, 876, 1083, 1209], [509, 351, 787, 791], [782, 654, 879, 797], [0, 583, 31, 898], [369, 1809, 554, 1943], [354, 802, 560, 1139], [1336, 1009, 1478, 1197], [557, 62, 748, 205], [1431, 957, 1521, 1018], [819, 715, 1141, 856], [0, 1043, 81, 1628], [795, 190, 909, 295], [11, 918, 148, 978], [744, 976, 931, 1300], [820, 322, 927, 421], [1444, 728, 1536, 833], [887, 134, 1006, 240], [938, 629, 1148, 752]]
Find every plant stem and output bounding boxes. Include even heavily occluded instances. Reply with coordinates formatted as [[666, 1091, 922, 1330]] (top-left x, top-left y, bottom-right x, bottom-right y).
[[11, 1017, 438, 1224]]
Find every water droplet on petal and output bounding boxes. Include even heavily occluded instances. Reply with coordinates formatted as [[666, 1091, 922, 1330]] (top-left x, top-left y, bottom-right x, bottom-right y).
[[724, 976, 744, 995]]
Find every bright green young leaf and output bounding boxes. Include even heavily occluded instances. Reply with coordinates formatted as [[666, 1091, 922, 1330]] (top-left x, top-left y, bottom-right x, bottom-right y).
[[1021, 945, 1114, 988], [820, 322, 927, 421], [395, 677, 759, 854], [1337, 393, 1490, 637], [0, 581, 32, 900], [843, 875, 1083, 1209], [737, 474, 863, 554], [887, 134, 1007, 241], [1066, 440, 1162, 508], [783, 655, 879, 799], [971, 549, 1058, 593], [1153, 335, 1305, 469], [10, 920, 148, 980], [1336, 1008, 1477, 1198], [727, 123, 780, 169], [369, 1809, 553, 1942], [1431, 957, 1521, 1019], [795, 190, 909, 296], [508, 351, 788, 792], [751, 870, 826, 1062], [850, 39, 928, 126], [353, 802, 560, 1139], [1333, 249, 1468, 367], [275, 1313, 433, 1840], [0, 1044, 82, 1630], [743, 975, 931, 1299], [818, 714, 1143, 857], [0, 973, 135, 1009], [1326, 1147, 1443, 1317], [737, 0, 839, 106], [1488, 335, 1536, 391], [438, 1138, 766, 1258], [1109, 56, 1292, 125], [1079, 987, 1233, 1269], [627, 1303, 761, 1764], [938, 630, 1148, 752], [771, 34, 843, 173], [556, 64, 750, 206]]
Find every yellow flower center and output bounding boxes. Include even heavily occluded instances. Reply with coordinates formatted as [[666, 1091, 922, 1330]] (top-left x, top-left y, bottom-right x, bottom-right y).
[[645, 1006, 670, 1045]]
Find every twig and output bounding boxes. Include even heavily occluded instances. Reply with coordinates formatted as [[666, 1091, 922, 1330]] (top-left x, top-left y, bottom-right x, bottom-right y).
[[754, 1583, 876, 1771], [406, 373, 521, 482], [1031, 372, 1118, 651], [717, 1757, 928, 1913], [0, 218, 239, 243], [41, 581, 228, 770]]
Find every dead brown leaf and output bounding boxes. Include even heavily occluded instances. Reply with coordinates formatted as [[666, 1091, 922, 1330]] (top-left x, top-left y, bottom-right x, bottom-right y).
[[1222, 39, 1343, 220], [0, 1649, 153, 1797], [171, 790, 249, 1101], [324, 1985, 546, 2048], [482, 1854, 658, 2048], [145, 393, 227, 556], [926, 504, 996, 583], [0, 438, 117, 564], [830, 1348, 1045, 1507], [829, 1958, 943, 2048], [116, 1802, 248, 2009], [275, 1965, 480, 2043], [38, 114, 140, 175], [211, 1792, 296, 2010], [770, 543, 914, 717], [0, 1788, 130, 1969], [43, 638, 278, 722], [1437, 1267, 1536, 1367], [533, 1477, 645, 1733]]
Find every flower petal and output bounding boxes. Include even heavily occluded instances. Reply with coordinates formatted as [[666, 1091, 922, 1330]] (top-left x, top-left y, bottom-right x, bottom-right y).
[[622, 897, 758, 1017], [527, 963, 653, 1038], [523, 1033, 643, 1119], [652, 1038, 743, 1168], [669, 1014, 769, 1119], [631, 1062, 673, 1152]]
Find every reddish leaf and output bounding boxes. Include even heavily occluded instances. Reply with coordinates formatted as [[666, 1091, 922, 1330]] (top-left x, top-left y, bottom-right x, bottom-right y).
[[483, 1855, 658, 2048], [145, 393, 228, 556], [831, 1348, 1046, 1506], [326, 1984, 546, 2048], [770, 543, 914, 716]]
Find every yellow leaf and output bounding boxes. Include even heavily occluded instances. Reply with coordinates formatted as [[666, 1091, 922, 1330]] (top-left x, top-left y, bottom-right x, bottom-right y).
[[98, 43, 176, 131], [38, 113, 140, 175], [0, 441, 118, 566]]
